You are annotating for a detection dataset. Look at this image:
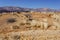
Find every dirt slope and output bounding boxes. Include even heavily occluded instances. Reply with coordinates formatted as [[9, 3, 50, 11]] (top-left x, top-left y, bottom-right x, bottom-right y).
[[0, 12, 60, 40]]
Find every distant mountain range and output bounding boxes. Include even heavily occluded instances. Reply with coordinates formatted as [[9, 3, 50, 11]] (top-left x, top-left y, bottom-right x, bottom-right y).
[[0, 6, 59, 13]]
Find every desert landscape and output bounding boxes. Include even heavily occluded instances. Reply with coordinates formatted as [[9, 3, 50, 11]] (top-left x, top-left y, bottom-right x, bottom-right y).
[[0, 0, 60, 40], [0, 7, 60, 40]]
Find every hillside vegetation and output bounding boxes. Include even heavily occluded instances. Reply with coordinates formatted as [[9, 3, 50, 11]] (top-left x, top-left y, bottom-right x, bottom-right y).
[[0, 11, 60, 40]]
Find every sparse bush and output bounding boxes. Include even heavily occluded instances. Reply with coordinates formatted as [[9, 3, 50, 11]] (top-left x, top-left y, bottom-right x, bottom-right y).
[[26, 22, 31, 25], [13, 25, 20, 29], [24, 14, 31, 18], [20, 23, 25, 25], [17, 12, 21, 14], [3, 36, 8, 40], [28, 18, 33, 21], [7, 18, 16, 23]]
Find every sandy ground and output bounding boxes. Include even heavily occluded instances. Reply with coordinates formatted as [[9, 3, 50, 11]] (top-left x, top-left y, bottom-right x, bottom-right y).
[[0, 12, 60, 40]]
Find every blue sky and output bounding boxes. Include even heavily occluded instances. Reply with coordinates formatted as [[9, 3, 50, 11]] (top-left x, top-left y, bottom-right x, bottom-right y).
[[0, 0, 60, 9]]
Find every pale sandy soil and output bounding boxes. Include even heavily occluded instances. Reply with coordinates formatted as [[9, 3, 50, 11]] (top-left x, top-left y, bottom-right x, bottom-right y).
[[0, 12, 60, 40]]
